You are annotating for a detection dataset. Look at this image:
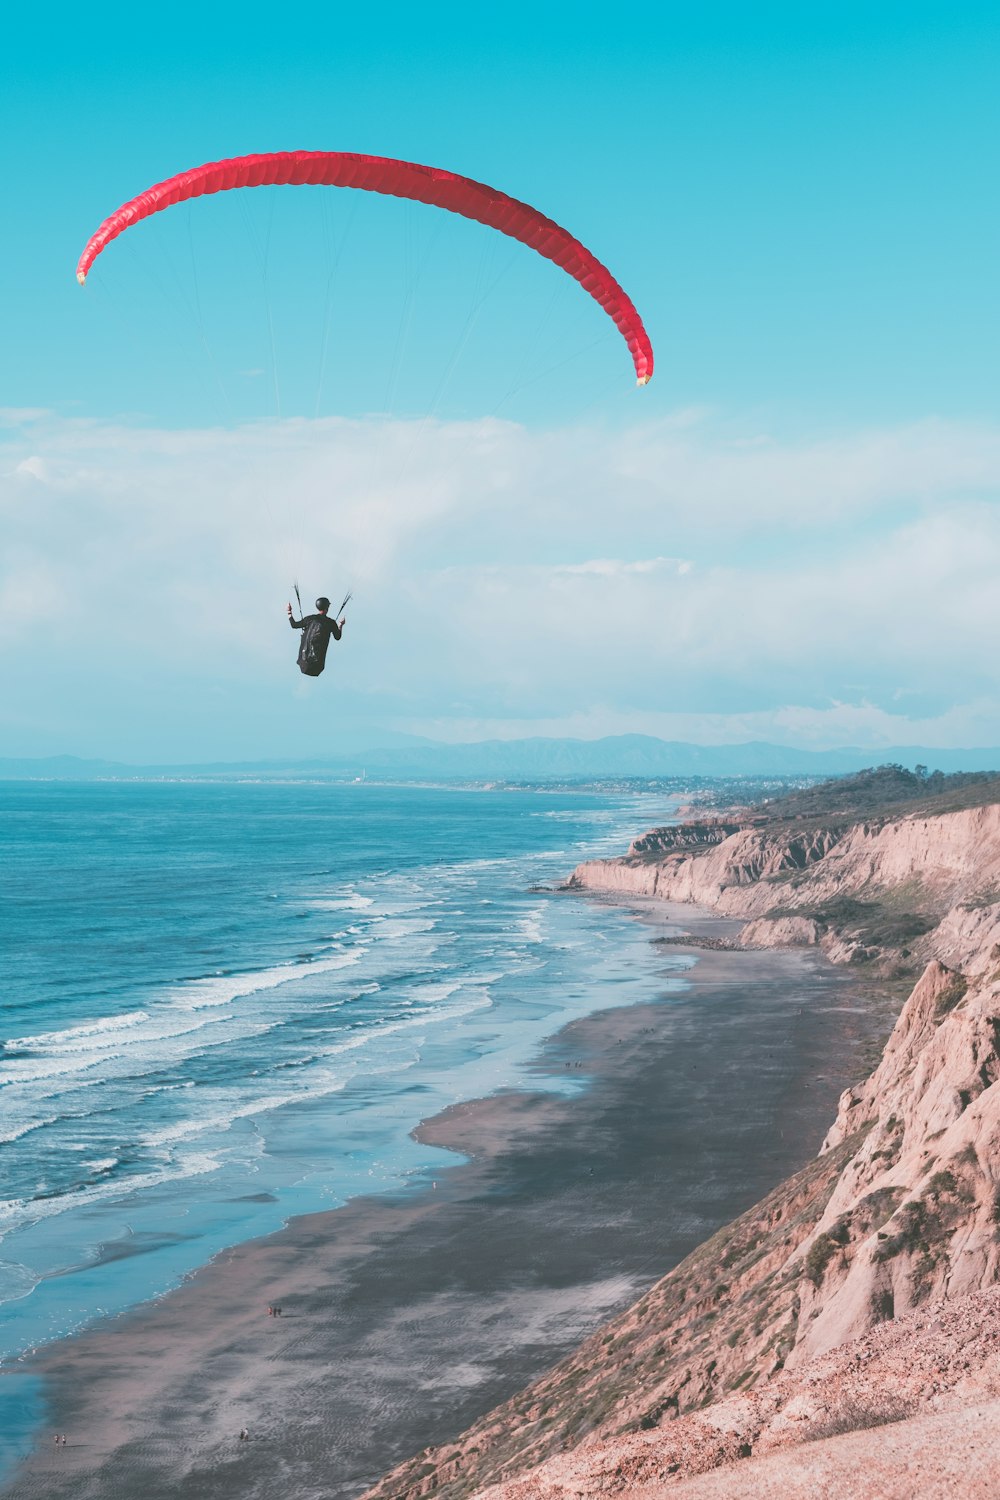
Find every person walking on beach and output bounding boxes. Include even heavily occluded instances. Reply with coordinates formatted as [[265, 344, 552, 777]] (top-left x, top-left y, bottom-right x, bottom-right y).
[[286, 596, 346, 678]]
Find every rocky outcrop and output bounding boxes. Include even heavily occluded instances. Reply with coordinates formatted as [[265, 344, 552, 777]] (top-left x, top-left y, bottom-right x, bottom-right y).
[[627, 822, 749, 857], [739, 916, 821, 948]]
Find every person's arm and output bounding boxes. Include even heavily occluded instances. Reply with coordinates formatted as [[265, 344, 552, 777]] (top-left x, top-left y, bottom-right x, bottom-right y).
[[330, 616, 345, 641], [287, 604, 304, 630]]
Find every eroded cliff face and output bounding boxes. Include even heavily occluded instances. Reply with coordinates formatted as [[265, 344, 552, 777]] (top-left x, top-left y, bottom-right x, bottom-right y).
[[569, 822, 844, 913], [570, 801, 1000, 966], [794, 955, 1000, 1367], [573, 802, 1000, 915], [367, 797, 1000, 1500]]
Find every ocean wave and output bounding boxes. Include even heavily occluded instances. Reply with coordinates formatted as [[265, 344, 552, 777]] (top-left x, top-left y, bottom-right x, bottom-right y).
[[0, 952, 369, 1090], [174, 950, 364, 1011], [8, 1010, 151, 1052], [515, 905, 547, 944], [428, 857, 508, 874], [0, 1149, 224, 1237], [0, 1012, 260, 1088], [134, 989, 495, 1151], [84, 1158, 119, 1177], [363, 916, 437, 942], [0, 1117, 60, 1146], [0, 1259, 38, 1305], [304, 894, 376, 911]]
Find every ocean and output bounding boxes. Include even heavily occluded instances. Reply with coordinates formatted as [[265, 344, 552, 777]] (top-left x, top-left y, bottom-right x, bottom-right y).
[[0, 779, 686, 1467]]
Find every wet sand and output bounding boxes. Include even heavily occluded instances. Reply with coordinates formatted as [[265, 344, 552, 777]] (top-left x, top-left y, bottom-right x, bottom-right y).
[[3, 904, 889, 1500]]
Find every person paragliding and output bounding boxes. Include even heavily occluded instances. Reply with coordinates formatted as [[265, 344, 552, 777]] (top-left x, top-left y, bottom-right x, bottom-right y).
[[287, 593, 348, 678], [78, 152, 654, 677]]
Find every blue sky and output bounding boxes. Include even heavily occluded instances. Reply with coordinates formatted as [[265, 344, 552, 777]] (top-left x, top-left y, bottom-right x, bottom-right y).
[[3, 2, 1000, 759]]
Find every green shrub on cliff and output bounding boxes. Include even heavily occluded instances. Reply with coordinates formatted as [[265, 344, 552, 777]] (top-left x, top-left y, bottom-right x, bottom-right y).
[[805, 1233, 839, 1286]]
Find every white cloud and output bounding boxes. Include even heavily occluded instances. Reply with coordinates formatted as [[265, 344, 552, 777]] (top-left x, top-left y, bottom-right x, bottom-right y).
[[0, 408, 48, 426], [13, 456, 49, 482], [2, 406, 1000, 757], [555, 557, 690, 577]]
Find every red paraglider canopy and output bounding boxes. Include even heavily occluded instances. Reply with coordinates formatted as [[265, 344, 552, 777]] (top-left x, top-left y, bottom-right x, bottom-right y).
[[76, 150, 653, 386]]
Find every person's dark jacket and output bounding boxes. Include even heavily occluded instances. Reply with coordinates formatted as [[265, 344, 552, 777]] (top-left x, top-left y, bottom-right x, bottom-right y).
[[289, 612, 343, 677]]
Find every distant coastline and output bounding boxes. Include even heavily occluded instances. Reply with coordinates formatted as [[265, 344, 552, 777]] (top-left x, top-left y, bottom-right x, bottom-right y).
[[6, 736, 1000, 784]]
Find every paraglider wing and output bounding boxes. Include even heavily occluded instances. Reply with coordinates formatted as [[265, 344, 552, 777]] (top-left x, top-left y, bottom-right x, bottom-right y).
[[75, 151, 653, 385]]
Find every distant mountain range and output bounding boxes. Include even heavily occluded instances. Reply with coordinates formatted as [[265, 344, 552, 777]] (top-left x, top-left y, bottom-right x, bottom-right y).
[[4, 736, 1000, 781]]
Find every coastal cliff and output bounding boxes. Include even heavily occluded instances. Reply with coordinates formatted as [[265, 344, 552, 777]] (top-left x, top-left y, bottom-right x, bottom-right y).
[[367, 771, 1000, 1500]]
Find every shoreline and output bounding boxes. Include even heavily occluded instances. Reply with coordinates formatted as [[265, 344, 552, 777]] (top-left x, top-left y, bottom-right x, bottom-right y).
[[3, 903, 889, 1500]]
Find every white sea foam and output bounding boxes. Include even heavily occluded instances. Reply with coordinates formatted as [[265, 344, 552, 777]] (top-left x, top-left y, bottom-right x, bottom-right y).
[[304, 894, 376, 911], [404, 979, 467, 1005], [517, 906, 547, 944], [366, 915, 437, 936], [143, 1091, 347, 1147], [84, 1158, 119, 1176], [0, 1117, 59, 1146], [433, 857, 507, 874]]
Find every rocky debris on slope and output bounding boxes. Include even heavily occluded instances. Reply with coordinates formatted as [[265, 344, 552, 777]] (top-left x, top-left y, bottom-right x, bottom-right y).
[[472, 1286, 1000, 1499], [659, 1397, 1000, 1500], [652, 934, 741, 952]]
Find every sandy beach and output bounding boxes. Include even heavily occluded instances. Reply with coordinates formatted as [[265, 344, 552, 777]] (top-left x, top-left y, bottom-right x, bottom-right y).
[[2, 903, 890, 1500]]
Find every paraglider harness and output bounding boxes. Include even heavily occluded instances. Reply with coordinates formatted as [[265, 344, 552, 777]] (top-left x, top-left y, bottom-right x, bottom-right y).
[[291, 586, 351, 678]]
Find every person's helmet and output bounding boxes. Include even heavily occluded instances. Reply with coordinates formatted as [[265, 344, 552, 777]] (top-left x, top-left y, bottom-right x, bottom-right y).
[[315, 597, 331, 611]]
